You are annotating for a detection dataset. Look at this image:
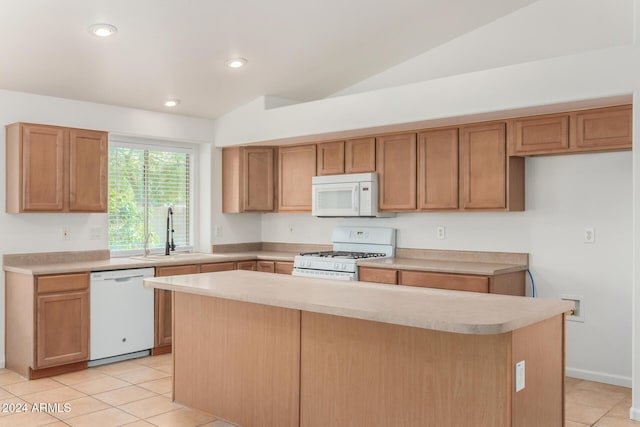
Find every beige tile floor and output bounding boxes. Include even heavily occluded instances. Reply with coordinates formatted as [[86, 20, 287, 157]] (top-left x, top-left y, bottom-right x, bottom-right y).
[[0, 354, 637, 426]]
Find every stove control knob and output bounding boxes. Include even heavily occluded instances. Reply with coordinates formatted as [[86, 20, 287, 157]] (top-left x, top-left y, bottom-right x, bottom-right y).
[[333, 263, 339, 269], [342, 264, 347, 270]]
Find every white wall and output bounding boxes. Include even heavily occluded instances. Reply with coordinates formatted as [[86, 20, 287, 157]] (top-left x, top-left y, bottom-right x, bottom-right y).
[[332, 0, 634, 97], [261, 152, 633, 384]]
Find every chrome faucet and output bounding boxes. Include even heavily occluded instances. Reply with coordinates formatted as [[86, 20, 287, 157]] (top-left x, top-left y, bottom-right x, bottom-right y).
[[165, 207, 176, 255]]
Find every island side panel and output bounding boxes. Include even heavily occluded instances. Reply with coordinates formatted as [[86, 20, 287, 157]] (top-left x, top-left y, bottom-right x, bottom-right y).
[[300, 311, 512, 427], [172, 292, 300, 427], [511, 314, 564, 427]]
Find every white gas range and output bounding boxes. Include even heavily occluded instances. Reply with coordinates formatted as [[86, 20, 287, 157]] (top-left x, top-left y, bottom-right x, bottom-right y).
[[292, 226, 396, 281]]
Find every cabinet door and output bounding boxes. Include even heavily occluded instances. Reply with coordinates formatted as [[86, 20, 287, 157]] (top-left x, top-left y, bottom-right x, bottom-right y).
[[237, 261, 257, 271], [417, 128, 458, 210], [257, 261, 276, 273], [345, 137, 375, 173], [376, 133, 417, 211], [244, 147, 274, 211], [69, 129, 108, 212], [155, 264, 199, 347], [275, 261, 294, 275], [574, 105, 632, 151], [317, 141, 345, 176], [511, 114, 569, 155], [21, 124, 65, 212], [459, 123, 507, 210], [359, 267, 398, 284], [36, 290, 89, 368], [278, 145, 316, 211], [398, 270, 489, 293], [200, 262, 236, 273]]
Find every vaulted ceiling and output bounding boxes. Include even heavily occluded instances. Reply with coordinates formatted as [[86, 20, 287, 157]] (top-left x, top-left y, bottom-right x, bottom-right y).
[[0, 0, 539, 118]]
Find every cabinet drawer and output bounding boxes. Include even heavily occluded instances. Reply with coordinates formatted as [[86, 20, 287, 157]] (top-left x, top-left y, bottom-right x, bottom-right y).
[[257, 261, 275, 273], [37, 273, 89, 294], [275, 261, 294, 275], [237, 261, 257, 271], [398, 271, 489, 293], [156, 264, 199, 277], [359, 267, 398, 284], [200, 262, 236, 273]]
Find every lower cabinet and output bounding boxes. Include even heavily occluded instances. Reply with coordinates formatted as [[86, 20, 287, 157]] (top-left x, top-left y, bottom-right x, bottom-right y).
[[5, 271, 90, 379], [237, 260, 258, 271], [358, 266, 525, 296], [154, 265, 199, 354], [201, 262, 237, 273], [257, 260, 295, 274]]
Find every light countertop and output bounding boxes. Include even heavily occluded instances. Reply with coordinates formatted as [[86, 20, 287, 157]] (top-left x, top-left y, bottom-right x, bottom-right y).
[[145, 270, 571, 335], [358, 257, 527, 275], [3, 251, 298, 275]]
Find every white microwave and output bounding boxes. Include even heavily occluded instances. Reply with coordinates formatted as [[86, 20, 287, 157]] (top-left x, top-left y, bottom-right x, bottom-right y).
[[311, 172, 395, 217]]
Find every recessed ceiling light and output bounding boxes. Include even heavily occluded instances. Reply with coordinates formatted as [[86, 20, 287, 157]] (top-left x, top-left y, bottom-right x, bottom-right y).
[[88, 23, 118, 37], [225, 57, 247, 69], [164, 99, 180, 107]]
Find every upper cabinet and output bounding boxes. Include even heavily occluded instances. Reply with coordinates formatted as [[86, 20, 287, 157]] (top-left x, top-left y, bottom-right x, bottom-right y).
[[223, 146, 275, 213], [417, 128, 458, 210], [345, 137, 376, 173], [316, 141, 345, 176], [510, 105, 631, 156], [460, 122, 524, 211], [6, 123, 108, 213], [376, 133, 417, 211], [278, 144, 317, 212]]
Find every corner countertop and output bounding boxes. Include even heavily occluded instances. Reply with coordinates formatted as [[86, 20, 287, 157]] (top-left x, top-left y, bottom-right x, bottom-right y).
[[144, 270, 571, 335], [3, 251, 298, 275], [357, 257, 527, 275]]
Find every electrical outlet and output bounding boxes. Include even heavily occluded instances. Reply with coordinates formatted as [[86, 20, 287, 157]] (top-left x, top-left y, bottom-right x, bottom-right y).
[[436, 226, 445, 240], [515, 360, 525, 392], [584, 227, 595, 244], [214, 225, 222, 237], [62, 226, 70, 240], [289, 224, 295, 233], [561, 294, 584, 322]]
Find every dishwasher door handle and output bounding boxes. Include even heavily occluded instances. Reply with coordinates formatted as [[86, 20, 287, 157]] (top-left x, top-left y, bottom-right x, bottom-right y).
[[103, 275, 146, 282]]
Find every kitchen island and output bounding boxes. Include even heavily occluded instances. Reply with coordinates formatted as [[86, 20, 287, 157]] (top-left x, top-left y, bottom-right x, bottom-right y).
[[145, 270, 572, 427]]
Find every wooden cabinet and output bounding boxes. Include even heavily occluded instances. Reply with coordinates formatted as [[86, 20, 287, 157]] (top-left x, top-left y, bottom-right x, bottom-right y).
[[575, 105, 632, 151], [275, 261, 294, 275], [5, 271, 90, 379], [511, 113, 570, 155], [460, 122, 524, 211], [316, 141, 344, 175], [359, 267, 398, 284], [201, 262, 236, 273], [278, 144, 316, 212], [154, 264, 199, 352], [35, 274, 89, 369], [510, 105, 632, 156], [257, 261, 276, 273], [376, 133, 417, 211], [358, 266, 525, 296], [399, 270, 489, 293], [223, 146, 275, 213], [5, 123, 107, 213], [417, 128, 458, 210], [345, 137, 376, 173], [237, 260, 258, 271]]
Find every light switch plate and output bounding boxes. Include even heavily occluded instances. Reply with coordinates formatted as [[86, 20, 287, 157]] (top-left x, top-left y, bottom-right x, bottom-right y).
[[515, 360, 525, 392]]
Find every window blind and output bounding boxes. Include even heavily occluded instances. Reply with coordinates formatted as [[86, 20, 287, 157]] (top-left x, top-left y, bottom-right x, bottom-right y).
[[108, 143, 192, 252]]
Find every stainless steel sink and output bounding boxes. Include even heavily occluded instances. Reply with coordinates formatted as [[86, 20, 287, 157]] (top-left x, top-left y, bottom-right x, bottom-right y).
[[129, 253, 214, 261]]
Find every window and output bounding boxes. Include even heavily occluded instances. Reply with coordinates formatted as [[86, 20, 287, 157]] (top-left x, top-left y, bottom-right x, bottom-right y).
[[108, 140, 194, 254]]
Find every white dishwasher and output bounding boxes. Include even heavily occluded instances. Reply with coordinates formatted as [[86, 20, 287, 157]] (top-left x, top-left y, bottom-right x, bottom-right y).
[[89, 267, 155, 366]]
